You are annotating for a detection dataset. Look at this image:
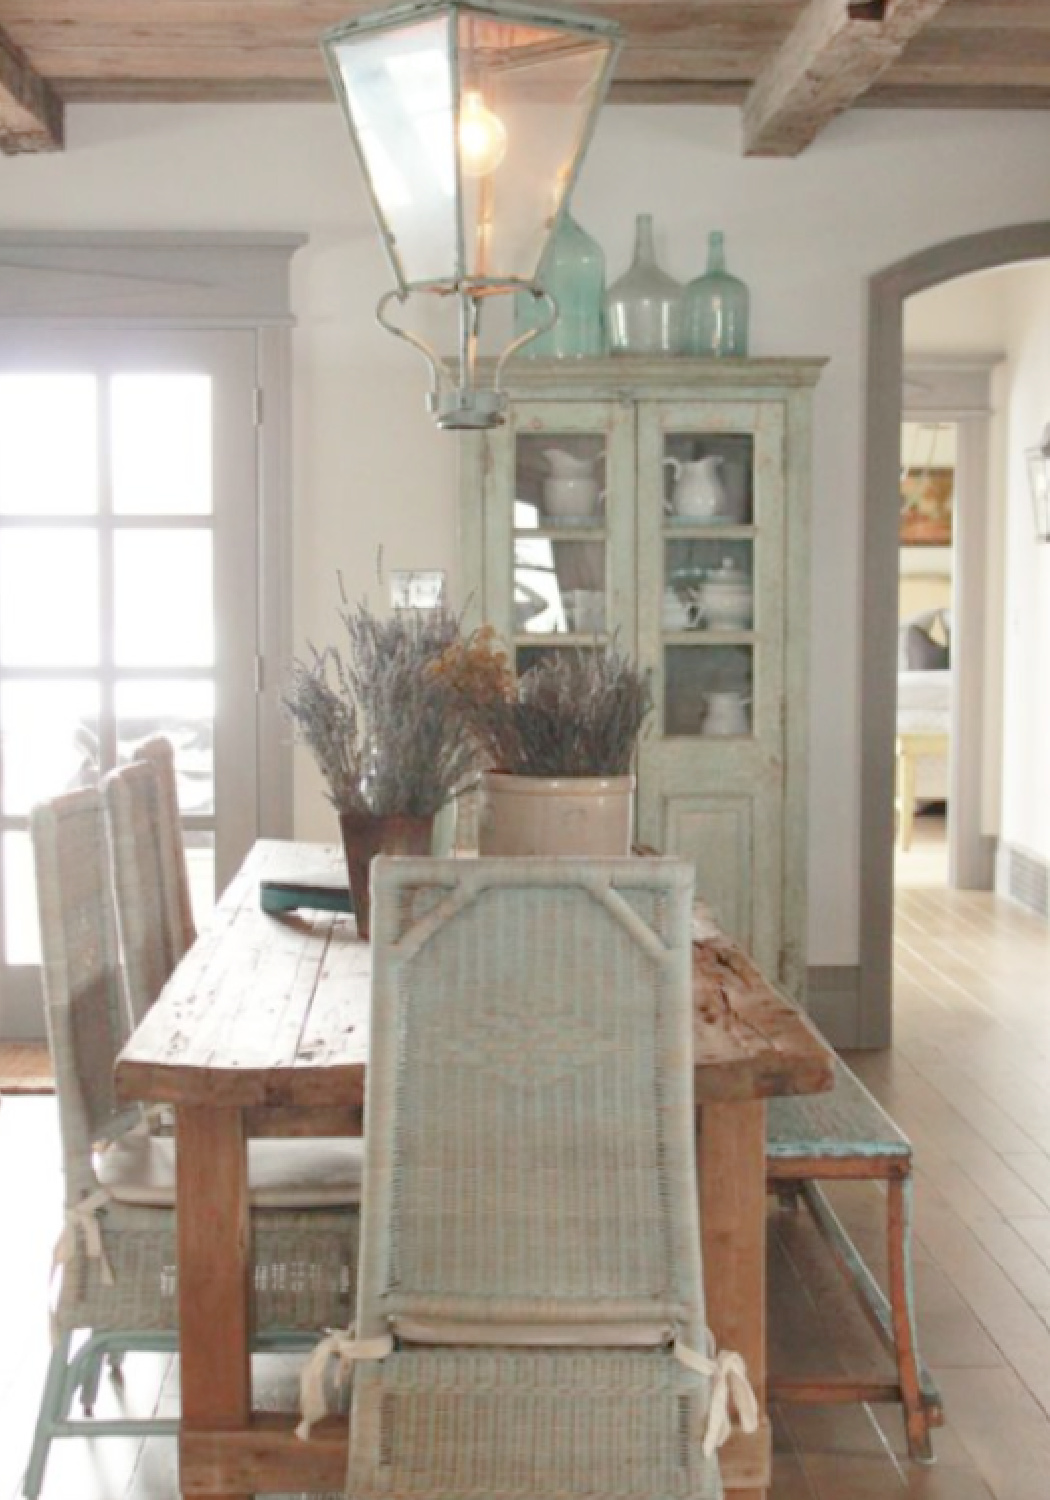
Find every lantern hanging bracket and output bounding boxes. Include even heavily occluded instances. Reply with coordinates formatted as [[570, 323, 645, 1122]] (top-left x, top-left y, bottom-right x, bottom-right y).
[[376, 282, 557, 430]]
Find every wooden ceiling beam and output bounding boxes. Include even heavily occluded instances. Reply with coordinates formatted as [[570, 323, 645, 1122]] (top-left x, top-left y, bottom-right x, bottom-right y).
[[0, 22, 63, 154], [742, 0, 953, 158]]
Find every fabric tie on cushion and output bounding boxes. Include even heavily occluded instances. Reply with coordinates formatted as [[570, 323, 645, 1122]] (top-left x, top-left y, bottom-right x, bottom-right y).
[[297, 1328, 394, 1440], [673, 1336, 759, 1455], [49, 1188, 115, 1342], [52, 1189, 115, 1289]]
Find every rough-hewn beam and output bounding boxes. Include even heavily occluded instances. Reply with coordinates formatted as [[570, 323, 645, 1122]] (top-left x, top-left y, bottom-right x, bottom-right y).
[[0, 23, 63, 154], [742, 0, 952, 158]]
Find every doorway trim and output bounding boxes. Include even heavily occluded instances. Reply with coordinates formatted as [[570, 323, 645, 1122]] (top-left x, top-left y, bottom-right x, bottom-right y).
[[860, 222, 1050, 1048]]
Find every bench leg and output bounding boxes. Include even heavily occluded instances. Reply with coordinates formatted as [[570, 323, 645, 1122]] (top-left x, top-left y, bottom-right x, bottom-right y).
[[773, 1180, 803, 1214], [887, 1176, 935, 1463]]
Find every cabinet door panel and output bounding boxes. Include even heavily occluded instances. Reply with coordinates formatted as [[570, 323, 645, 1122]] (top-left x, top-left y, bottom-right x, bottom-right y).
[[656, 788, 785, 982], [472, 400, 635, 666], [665, 794, 753, 948]]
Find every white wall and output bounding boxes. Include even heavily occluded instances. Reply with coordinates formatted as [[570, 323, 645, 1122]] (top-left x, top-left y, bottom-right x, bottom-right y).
[[3, 103, 1050, 963], [996, 263, 1050, 864]]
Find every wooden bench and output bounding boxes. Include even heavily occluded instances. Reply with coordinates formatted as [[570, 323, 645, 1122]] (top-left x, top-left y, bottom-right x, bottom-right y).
[[765, 1055, 944, 1460]]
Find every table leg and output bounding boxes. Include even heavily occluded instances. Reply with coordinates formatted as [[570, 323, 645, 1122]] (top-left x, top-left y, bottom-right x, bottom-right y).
[[700, 1099, 769, 1500], [176, 1105, 251, 1500]]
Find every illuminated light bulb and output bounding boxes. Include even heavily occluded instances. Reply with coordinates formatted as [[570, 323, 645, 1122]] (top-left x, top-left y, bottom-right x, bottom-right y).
[[459, 89, 507, 177]]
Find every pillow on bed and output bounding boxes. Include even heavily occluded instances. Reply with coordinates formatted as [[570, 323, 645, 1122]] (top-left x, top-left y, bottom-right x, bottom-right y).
[[898, 609, 950, 672]]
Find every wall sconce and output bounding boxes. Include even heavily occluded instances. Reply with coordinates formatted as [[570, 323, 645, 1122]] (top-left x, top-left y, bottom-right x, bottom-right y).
[[1027, 425, 1050, 542], [322, 0, 621, 430]]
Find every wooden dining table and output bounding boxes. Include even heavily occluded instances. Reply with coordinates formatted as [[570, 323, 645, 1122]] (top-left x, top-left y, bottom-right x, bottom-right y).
[[115, 839, 835, 1500]]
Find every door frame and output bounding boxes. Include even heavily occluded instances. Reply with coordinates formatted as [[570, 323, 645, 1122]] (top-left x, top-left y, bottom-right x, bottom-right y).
[[859, 222, 1050, 1048], [0, 234, 301, 1039]]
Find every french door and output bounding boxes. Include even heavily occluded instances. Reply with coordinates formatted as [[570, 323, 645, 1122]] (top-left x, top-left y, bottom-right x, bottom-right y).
[[0, 329, 260, 1036]]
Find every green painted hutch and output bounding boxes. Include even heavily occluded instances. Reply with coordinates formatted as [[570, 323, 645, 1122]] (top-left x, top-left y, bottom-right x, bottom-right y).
[[459, 356, 824, 1000]]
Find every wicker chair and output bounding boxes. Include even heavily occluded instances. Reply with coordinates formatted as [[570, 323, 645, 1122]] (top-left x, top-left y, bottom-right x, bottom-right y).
[[131, 734, 196, 954], [300, 857, 758, 1500], [102, 757, 189, 1027], [25, 787, 361, 1499]]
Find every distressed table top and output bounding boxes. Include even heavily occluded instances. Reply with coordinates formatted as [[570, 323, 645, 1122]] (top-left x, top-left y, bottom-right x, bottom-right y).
[[116, 840, 833, 1112]]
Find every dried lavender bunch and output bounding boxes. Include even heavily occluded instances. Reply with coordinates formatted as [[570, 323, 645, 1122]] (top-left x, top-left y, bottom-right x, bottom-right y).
[[284, 602, 482, 818], [466, 643, 652, 778]]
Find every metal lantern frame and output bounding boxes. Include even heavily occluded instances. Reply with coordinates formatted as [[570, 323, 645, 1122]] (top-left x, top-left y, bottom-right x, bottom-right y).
[[322, 0, 622, 428]]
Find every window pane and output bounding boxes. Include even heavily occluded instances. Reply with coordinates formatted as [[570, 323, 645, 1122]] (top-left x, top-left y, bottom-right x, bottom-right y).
[[0, 375, 98, 516], [116, 680, 215, 817], [114, 531, 213, 667], [0, 529, 99, 666], [4, 831, 40, 966], [0, 681, 100, 815], [186, 829, 215, 926], [112, 375, 212, 516]]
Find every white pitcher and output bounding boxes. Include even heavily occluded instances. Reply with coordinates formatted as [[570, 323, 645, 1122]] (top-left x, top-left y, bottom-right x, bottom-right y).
[[545, 448, 599, 481], [700, 690, 750, 737], [664, 455, 728, 520]]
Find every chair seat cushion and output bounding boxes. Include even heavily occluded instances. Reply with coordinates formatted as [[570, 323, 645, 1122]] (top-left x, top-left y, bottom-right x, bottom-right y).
[[766, 1055, 910, 1161], [97, 1132, 363, 1208]]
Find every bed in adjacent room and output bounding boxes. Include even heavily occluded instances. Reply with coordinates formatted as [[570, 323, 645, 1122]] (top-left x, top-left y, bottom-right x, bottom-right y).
[[897, 607, 951, 849]]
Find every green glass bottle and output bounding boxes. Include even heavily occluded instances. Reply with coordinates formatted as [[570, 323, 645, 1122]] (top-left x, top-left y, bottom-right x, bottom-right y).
[[514, 209, 606, 358], [684, 231, 749, 357]]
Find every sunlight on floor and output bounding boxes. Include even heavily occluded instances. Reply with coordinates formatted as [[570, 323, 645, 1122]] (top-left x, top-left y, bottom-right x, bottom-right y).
[[894, 805, 947, 889]]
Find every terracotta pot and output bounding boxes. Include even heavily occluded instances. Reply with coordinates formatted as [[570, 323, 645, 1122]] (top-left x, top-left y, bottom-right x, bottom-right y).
[[338, 812, 433, 940], [477, 771, 634, 857]]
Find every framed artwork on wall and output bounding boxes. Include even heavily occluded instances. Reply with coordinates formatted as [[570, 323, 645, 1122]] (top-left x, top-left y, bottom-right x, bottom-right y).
[[899, 466, 954, 546]]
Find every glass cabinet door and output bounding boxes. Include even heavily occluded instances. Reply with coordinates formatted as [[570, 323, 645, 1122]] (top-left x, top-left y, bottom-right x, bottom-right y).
[[477, 400, 635, 676], [637, 400, 785, 744], [635, 397, 787, 962]]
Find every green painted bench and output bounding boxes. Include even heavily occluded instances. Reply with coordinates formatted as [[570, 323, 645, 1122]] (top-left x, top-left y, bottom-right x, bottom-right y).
[[766, 1054, 943, 1461]]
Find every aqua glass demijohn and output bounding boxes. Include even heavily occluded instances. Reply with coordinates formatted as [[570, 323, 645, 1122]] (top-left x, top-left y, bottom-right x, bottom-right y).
[[605, 213, 684, 357], [685, 231, 749, 357], [514, 209, 606, 358]]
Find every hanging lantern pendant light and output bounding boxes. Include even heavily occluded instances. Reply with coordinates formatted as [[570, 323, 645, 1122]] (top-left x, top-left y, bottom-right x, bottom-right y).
[[322, 0, 621, 429]]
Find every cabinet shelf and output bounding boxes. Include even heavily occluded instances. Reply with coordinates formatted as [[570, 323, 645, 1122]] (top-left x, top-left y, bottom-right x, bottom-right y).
[[662, 524, 756, 541], [663, 631, 755, 646], [515, 526, 606, 543], [514, 632, 609, 647]]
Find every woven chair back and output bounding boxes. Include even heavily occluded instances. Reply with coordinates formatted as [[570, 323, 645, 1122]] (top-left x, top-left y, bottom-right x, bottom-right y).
[[361, 856, 703, 1342], [103, 750, 192, 1026], [132, 734, 197, 952], [30, 787, 139, 1201]]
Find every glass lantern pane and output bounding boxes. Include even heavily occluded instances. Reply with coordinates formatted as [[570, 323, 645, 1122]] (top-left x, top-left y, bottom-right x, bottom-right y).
[[112, 375, 212, 516], [0, 529, 99, 667], [114, 530, 213, 668], [457, 12, 615, 282], [326, 14, 458, 287], [0, 374, 98, 516], [0, 681, 100, 815]]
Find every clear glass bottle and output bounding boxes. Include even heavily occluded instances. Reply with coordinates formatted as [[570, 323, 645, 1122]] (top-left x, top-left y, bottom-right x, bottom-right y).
[[684, 231, 749, 357], [513, 209, 606, 359], [605, 213, 684, 357]]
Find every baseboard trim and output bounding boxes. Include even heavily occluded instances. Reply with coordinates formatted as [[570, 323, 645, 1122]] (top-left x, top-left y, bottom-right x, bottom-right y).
[[995, 840, 1050, 921], [806, 965, 863, 1049]]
